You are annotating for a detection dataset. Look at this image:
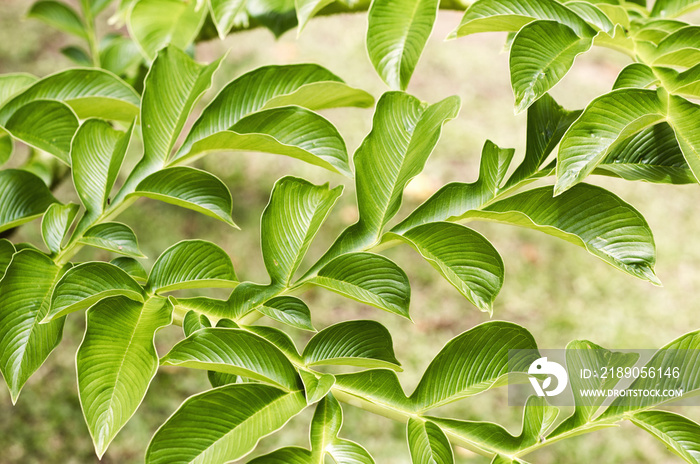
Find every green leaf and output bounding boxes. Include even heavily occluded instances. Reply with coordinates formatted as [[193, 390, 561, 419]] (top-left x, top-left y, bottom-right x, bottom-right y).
[[459, 184, 659, 283], [182, 310, 212, 337], [176, 63, 373, 158], [243, 325, 303, 362], [631, 411, 700, 463], [596, 122, 695, 184], [209, 0, 246, 38], [549, 340, 638, 437], [173, 296, 233, 322], [46, 262, 146, 321], [247, 0, 298, 37], [0, 249, 65, 403], [334, 368, 413, 412], [0, 73, 38, 107], [366, 0, 439, 90], [129, 166, 237, 226], [411, 321, 539, 411], [27, 1, 87, 39], [78, 222, 146, 257], [110, 257, 148, 282], [0, 133, 12, 165], [505, 94, 580, 189], [667, 94, 700, 183], [303, 320, 401, 371], [428, 396, 558, 456], [174, 106, 352, 177], [118, 46, 223, 197], [651, 26, 700, 67], [4, 100, 79, 163], [312, 92, 460, 269], [0, 169, 58, 233], [41, 203, 79, 254], [248, 447, 312, 463], [555, 88, 666, 194], [387, 222, 504, 314], [295, 0, 333, 31], [651, 0, 700, 17], [262, 176, 343, 285], [148, 240, 237, 293], [612, 63, 659, 90], [161, 327, 302, 390], [127, 0, 208, 59], [563, 2, 613, 34], [99, 36, 143, 77], [393, 140, 515, 234], [145, 384, 306, 464], [0, 69, 139, 124], [510, 20, 593, 113], [61, 45, 92, 66], [602, 330, 700, 418], [258, 296, 315, 331], [309, 252, 411, 318], [300, 370, 335, 404], [451, 0, 593, 38], [0, 239, 15, 278], [77, 296, 171, 457], [407, 418, 454, 464], [71, 119, 134, 218]]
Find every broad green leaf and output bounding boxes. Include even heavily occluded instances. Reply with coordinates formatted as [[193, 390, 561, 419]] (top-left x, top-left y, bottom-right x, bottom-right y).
[[410, 321, 539, 411], [148, 240, 237, 293], [99, 36, 143, 77], [0, 169, 57, 233], [667, 94, 700, 183], [0, 249, 65, 403], [459, 184, 659, 283], [161, 328, 302, 390], [510, 20, 593, 113], [173, 106, 352, 177], [505, 94, 580, 189], [111, 256, 148, 282], [78, 222, 146, 257], [0, 73, 38, 107], [612, 63, 659, 90], [303, 320, 401, 371], [393, 141, 515, 234], [5, 100, 79, 163], [563, 2, 614, 34], [182, 310, 212, 337], [209, 0, 246, 38], [309, 252, 411, 318], [451, 0, 593, 38], [0, 133, 12, 165], [248, 447, 312, 463], [631, 411, 700, 463], [243, 325, 303, 362], [258, 296, 315, 331], [27, 1, 87, 39], [262, 176, 343, 285], [77, 296, 172, 457], [428, 396, 558, 456], [0, 239, 15, 278], [61, 45, 92, 66], [71, 119, 134, 218], [246, 0, 298, 37], [334, 368, 413, 412], [602, 330, 700, 418], [129, 166, 237, 226], [325, 438, 376, 464], [549, 340, 638, 437], [300, 370, 335, 404], [366, 0, 439, 90], [634, 19, 688, 44], [651, 0, 700, 17], [228, 282, 282, 319], [387, 222, 504, 314], [41, 203, 79, 254], [555, 89, 666, 194], [407, 418, 454, 464], [46, 262, 146, 321], [651, 25, 700, 67], [176, 64, 373, 158], [296, 0, 333, 31], [145, 384, 306, 464], [118, 46, 223, 197], [127, 0, 208, 59], [311, 92, 460, 269], [0, 69, 139, 124], [173, 296, 233, 322], [657, 63, 700, 98], [596, 122, 695, 184]]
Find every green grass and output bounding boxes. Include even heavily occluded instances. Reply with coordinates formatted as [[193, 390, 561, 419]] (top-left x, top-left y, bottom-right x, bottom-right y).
[[1, 3, 699, 463]]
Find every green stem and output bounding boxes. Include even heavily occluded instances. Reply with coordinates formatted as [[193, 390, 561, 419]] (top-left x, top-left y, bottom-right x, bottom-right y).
[[80, 1, 101, 67]]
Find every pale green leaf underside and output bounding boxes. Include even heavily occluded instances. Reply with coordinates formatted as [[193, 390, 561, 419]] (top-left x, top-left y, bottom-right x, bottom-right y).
[[78, 222, 146, 258]]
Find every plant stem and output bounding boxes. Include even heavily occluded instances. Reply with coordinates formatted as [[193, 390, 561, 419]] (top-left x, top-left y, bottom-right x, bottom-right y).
[[80, 1, 101, 68]]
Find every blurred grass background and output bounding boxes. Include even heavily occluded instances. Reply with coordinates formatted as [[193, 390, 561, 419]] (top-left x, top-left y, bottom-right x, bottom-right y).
[[1, 0, 700, 462]]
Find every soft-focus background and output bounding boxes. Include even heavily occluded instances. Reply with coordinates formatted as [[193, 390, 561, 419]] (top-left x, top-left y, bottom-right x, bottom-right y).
[[1, 1, 699, 462]]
